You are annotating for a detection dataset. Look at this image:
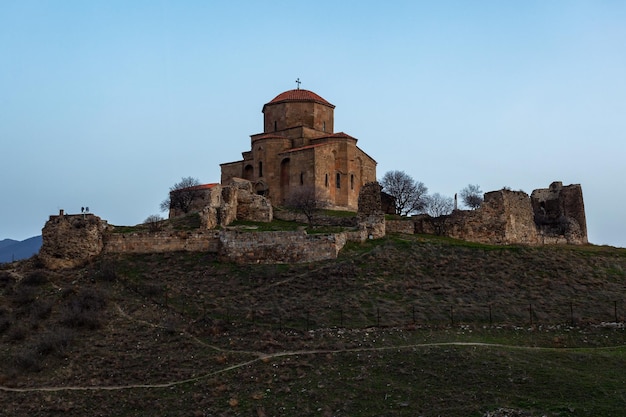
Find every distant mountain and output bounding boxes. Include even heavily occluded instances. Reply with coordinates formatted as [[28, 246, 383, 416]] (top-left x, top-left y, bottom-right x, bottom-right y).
[[0, 236, 42, 263], [0, 239, 19, 250]]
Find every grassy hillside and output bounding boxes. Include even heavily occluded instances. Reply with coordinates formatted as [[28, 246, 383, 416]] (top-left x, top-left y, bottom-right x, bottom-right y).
[[1, 234, 625, 416]]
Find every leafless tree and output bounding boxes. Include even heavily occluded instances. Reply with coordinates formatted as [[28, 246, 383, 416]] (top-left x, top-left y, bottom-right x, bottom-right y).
[[286, 185, 326, 226], [460, 184, 483, 210], [160, 176, 202, 214], [379, 170, 428, 216], [425, 193, 454, 217], [144, 214, 164, 232]]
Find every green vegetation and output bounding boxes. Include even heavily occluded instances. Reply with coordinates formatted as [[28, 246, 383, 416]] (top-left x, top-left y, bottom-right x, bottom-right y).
[[1, 235, 626, 416]]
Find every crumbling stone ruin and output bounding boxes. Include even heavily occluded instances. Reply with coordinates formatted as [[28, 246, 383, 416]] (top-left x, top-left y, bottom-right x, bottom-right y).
[[169, 178, 273, 228], [406, 182, 587, 245], [39, 180, 587, 269], [39, 211, 108, 270]]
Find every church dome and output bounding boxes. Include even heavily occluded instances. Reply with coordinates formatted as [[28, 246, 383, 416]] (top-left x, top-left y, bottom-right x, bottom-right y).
[[266, 89, 335, 108]]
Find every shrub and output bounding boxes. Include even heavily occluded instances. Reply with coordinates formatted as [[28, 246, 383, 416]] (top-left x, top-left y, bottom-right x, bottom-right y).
[[34, 328, 74, 357], [29, 299, 53, 321], [7, 324, 28, 342], [20, 271, 49, 286], [11, 348, 42, 372], [0, 271, 13, 287], [12, 285, 36, 306], [60, 288, 107, 330], [0, 316, 12, 335], [97, 262, 118, 282]]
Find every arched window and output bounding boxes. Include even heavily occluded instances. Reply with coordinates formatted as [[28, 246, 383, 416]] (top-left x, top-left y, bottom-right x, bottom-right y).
[[350, 174, 354, 190], [244, 165, 253, 180], [325, 174, 329, 187], [336, 173, 341, 189], [259, 161, 263, 177]]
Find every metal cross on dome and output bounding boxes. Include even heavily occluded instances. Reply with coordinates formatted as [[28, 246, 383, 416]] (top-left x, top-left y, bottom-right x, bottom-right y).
[[295, 78, 301, 89]]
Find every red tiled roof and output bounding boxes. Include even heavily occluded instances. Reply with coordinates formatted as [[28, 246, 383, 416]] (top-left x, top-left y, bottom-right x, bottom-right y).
[[266, 89, 335, 108], [174, 183, 219, 192], [321, 132, 357, 140]]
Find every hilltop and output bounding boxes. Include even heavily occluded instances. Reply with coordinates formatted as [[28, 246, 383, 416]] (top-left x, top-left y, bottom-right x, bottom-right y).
[[0, 236, 41, 263], [1, 234, 625, 416]]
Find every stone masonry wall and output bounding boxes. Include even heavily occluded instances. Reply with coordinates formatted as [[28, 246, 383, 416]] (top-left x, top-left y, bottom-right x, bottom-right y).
[[103, 231, 220, 254], [386, 219, 415, 235], [218, 230, 347, 264]]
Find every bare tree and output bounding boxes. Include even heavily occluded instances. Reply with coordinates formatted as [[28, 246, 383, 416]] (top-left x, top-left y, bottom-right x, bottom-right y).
[[286, 185, 326, 226], [160, 177, 202, 214], [144, 214, 164, 232], [460, 184, 483, 210], [379, 170, 428, 216], [425, 193, 454, 217]]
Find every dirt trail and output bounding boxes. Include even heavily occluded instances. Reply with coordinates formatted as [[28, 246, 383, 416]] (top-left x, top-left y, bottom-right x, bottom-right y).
[[3, 302, 623, 394]]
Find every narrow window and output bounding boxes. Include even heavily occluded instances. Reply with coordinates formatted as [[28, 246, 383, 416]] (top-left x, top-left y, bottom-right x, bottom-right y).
[[325, 174, 329, 187], [350, 174, 354, 190], [259, 161, 263, 177], [300, 172, 304, 185], [274, 121, 277, 131], [336, 173, 341, 188], [323, 121, 326, 132]]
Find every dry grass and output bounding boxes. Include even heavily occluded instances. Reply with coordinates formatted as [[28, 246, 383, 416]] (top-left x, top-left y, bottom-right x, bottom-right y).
[[0, 234, 625, 416]]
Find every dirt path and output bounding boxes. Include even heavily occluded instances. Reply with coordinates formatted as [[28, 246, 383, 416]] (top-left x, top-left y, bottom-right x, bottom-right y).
[[4, 340, 623, 393], [3, 302, 623, 394]]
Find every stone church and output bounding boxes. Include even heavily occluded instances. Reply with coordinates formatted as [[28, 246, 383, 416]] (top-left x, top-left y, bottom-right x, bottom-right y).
[[220, 87, 377, 211]]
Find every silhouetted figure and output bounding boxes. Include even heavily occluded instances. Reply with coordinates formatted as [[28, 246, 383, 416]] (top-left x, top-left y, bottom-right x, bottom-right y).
[[81, 207, 85, 213]]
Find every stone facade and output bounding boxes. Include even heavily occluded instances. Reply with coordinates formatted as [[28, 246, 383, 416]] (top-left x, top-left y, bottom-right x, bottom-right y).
[[220, 89, 377, 210]]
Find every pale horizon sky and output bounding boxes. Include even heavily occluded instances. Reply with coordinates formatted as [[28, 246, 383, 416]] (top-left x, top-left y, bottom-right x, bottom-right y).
[[2, 1, 625, 247]]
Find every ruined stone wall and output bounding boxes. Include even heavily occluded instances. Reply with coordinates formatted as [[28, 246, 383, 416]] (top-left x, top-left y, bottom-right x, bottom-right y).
[[103, 231, 219, 254], [402, 182, 587, 246], [39, 212, 108, 270], [412, 190, 541, 245], [386, 219, 415, 235], [531, 182, 587, 244], [218, 230, 347, 264]]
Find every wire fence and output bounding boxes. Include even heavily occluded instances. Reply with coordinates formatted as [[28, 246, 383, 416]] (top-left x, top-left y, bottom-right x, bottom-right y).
[[158, 294, 626, 332]]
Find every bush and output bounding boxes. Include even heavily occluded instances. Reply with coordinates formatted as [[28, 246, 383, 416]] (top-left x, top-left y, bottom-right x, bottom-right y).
[[11, 349, 42, 372], [20, 271, 49, 286], [0, 316, 12, 335], [60, 288, 107, 330], [34, 328, 74, 357], [97, 262, 118, 282], [12, 285, 36, 306]]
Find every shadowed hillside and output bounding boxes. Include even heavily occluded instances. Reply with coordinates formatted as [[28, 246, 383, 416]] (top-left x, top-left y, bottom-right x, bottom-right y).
[[1, 234, 625, 416]]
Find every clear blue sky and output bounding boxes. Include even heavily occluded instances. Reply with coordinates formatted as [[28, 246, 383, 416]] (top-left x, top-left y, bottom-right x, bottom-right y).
[[2, 1, 625, 247]]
